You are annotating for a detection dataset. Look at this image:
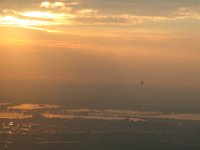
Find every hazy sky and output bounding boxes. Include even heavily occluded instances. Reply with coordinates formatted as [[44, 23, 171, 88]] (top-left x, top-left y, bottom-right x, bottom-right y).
[[1, 0, 200, 112]]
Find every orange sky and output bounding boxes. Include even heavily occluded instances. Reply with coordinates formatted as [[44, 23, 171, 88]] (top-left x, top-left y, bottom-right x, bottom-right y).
[[1, 1, 200, 110]]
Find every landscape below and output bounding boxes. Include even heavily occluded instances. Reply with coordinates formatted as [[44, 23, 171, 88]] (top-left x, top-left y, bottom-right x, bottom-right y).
[[0, 103, 200, 150]]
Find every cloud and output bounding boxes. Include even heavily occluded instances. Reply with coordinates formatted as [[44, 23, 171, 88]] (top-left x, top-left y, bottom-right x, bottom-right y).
[[40, 1, 72, 11], [73, 14, 170, 26], [1, 1, 200, 32], [0, 7, 75, 32], [20, 11, 74, 20], [174, 7, 200, 19], [78, 9, 98, 16], [73, 6, 200, 26]]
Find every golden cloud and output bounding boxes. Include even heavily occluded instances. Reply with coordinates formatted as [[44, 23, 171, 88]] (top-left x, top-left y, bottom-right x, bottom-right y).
[[40, 1, 72, 11], [1, 2, 200, 33]]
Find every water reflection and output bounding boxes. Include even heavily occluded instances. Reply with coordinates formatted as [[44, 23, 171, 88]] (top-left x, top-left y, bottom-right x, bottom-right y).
[[42, 113, 129, 121], [0, 103, 10, 107], [1, 103, 200, 137], [0, 112, 32, 119], [1, 103, 200, 149], [154, 113, 200, 121], [1, 103, 200, 121], [9, 104, 62, 110], [1, 122, 38, 136]]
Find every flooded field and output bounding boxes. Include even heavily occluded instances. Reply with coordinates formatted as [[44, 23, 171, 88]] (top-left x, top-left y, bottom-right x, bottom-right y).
[[0, 103, 200, 150]]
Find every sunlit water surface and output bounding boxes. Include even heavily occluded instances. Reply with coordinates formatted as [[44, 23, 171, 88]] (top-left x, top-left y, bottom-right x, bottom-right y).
[[1, 103, 200, 150]]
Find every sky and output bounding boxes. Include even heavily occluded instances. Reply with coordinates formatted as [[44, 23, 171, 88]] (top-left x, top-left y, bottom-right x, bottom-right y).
[[1, 0, 200, 112]]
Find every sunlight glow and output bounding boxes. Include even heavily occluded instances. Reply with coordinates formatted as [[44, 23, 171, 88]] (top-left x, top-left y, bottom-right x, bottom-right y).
[[0, 15, 60, 32], [0, 10, 75, 32], [0, 15, 49, 26], [20, 11, 69, 19]]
